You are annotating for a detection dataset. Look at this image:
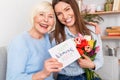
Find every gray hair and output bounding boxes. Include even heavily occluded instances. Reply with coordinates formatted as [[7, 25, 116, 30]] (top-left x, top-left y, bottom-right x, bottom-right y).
[[30, 1, 55, 27]]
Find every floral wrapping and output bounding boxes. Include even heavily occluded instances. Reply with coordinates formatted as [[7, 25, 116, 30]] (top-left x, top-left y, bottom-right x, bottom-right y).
[[74, 33, 102, 80]]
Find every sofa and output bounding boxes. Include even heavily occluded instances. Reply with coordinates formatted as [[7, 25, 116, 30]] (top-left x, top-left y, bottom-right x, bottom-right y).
[[0, 46, 7, 80]]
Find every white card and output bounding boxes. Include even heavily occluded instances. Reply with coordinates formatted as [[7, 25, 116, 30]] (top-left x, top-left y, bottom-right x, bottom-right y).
[[49, 38, 80, 69]]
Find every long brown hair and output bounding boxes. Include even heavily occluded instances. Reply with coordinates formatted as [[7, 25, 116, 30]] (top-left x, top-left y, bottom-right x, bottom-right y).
[[52, 0, 91, 44]]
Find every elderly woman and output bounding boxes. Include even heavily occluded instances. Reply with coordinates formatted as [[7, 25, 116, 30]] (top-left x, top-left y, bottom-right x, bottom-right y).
[[6, 1, 62, 80]]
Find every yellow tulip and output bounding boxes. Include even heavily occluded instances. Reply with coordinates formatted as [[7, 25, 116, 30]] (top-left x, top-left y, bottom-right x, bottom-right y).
[[88, 40, 94, 48]]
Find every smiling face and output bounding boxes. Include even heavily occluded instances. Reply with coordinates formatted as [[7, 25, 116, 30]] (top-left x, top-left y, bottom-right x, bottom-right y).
[[33, 10, 55, 34], [30, 2, 55, 38], [54, 1, 75, 28]]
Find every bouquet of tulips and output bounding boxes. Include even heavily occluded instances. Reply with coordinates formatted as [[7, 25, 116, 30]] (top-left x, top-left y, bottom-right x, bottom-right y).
[[74, 33, 101, 80]]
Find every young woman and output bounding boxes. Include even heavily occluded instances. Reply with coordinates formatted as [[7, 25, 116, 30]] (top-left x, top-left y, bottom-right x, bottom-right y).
[[6, 1, 62, 80], [51, 0, 103, 80]]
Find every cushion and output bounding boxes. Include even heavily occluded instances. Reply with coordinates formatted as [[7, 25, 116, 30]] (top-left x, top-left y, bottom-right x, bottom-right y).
[[0, 47, 7, 80]]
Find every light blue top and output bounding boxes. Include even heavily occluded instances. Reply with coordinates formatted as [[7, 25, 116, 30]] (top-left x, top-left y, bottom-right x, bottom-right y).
[[6, 31, 54, 80], [51, 26, 104, 76]]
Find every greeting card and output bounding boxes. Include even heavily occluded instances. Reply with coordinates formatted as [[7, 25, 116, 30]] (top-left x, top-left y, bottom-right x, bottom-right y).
[[48, 38, 80, 69]]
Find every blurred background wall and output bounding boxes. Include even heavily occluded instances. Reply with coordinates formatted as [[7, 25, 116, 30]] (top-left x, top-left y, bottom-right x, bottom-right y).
[[0, 0, 51, 46]]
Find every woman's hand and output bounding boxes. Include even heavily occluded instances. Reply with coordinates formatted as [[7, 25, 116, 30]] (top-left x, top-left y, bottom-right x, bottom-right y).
[[43, 58, 63, 77], [88, 22, 101, 34], [78, 54, 95, 69], [32, 58, 63, 80]]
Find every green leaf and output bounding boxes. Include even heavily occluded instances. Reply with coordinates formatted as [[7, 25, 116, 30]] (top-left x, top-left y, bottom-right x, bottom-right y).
[[93, 40, 96, 49], [84, 68, 102, 80], [81, 10, 104, 24]]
